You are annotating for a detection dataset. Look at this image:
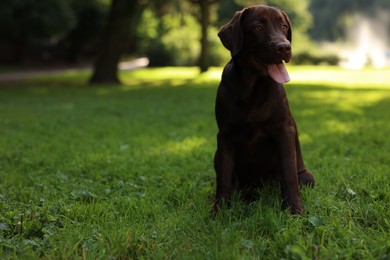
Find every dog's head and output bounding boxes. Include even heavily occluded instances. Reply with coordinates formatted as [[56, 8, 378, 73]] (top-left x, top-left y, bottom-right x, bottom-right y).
[[218, 5, 292, 83]]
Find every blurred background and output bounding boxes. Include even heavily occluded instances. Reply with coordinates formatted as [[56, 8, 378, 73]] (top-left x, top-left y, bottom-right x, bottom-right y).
[[0, 0, 389, 80]]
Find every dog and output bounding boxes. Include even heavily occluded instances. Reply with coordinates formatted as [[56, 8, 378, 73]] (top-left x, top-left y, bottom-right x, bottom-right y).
[[213, 5, 315, 215]]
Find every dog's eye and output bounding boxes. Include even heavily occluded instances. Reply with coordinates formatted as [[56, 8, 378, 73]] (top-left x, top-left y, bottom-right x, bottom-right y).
[[282, 24, 289, 31], [254, 25, 264, 31]]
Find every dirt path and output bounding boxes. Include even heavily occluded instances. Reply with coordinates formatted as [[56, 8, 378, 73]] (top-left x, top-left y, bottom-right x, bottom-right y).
[[0, 58, 149, 82]]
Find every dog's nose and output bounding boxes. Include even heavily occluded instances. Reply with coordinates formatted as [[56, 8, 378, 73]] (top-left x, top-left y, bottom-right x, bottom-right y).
[[270, 42, 291, 62]]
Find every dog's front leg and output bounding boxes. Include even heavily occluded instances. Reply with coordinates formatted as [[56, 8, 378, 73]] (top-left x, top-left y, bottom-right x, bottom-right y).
[[293, 120, 315, 187], [213, 133, 235, 214], [277, 126, 303, 214]]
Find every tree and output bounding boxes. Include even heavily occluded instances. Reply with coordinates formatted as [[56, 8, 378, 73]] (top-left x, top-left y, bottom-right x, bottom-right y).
[[227, 0, 313, 54], [191, 0, 218, 73], [90, 0, 143, 85], [64, 0, 109, 63], [0, 0, 75, 63], [234, 0, 312, 35]]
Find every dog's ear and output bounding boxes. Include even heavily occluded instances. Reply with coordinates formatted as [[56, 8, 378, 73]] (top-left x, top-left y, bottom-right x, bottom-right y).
[[281, 11, 292, 43], [218, 9, 247, 56]]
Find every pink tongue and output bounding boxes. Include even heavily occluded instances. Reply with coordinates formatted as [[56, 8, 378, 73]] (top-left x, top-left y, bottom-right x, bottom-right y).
[[267, 63, 290, 83]]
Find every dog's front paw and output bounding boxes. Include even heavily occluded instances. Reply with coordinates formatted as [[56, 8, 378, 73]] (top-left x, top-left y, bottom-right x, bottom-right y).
[[212, 201, 222, 217], [211, 198, 231, 217], [282, 197, 304, 215], [298, 169, 315, 187]]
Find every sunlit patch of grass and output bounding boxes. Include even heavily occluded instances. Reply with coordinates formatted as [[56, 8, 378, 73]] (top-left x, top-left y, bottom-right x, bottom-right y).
[[125, 67, 200, 80], [160, 136, 208, 156], [123, 65, 390, 90], [121, 67, 222, 89], [121, 67, 200, 87], [288, 65, 390, 88]]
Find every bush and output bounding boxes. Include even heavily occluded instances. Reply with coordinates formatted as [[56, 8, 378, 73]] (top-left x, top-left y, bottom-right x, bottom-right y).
[[136, 10, 200, 66], [136, 9, 230, 67], [292, 51, 340, 65], [208, 26, 231, 66], [144, 42, 175, 67]]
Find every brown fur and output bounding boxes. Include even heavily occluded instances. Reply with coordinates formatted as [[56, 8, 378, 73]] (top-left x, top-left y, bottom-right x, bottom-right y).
[[213, 5, 315, 215]]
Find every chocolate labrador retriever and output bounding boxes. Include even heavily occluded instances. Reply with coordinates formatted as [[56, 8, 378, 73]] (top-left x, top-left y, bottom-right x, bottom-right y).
[[214, 5, 315, 215]]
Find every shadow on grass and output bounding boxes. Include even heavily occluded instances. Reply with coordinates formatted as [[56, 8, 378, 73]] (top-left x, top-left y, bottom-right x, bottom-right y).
[[1, 69, 389, 257], [1, 69, 389, 196]]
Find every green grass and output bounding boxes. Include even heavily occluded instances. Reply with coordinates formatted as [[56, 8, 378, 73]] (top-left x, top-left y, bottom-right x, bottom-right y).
[[0, 66, 389, 259]]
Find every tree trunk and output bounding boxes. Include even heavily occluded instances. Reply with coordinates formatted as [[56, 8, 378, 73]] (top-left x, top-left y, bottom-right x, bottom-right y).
[[90, 0, 139, 85], [12, 40, 24, 65], [199, 0, 210, 72]]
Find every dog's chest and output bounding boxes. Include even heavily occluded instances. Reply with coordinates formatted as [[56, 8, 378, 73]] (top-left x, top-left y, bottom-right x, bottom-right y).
[[242, 83, 282, 124]]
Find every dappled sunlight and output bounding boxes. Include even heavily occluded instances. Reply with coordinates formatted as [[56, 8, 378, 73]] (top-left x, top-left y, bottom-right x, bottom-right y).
[[123, 66, 390, 90], [120, 67, 199, 89], [297, 113, 357, 143], [157, 136, 208, 156], [297, 89, 385, 114], [163, 136, 207, 155], [123, 67, 199, 81], [196, 67, 223, 82], [287, 71, 390, 150], [288, 66, 390, 88], [120, 78, 192, 90], [297, 132, 313, 145], [121, 67, 223, 90], [322, 119, 355, 135]]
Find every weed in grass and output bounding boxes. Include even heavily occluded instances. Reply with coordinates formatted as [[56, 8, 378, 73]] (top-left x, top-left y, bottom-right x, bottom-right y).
[[0, 66, 389, 259]]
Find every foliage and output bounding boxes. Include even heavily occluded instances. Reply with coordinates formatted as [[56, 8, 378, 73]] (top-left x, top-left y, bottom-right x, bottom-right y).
[[0, 0, 389, 66], [217, 0, 244, 25], [309, 0, 390, 41], [0, 0, 75, 41], [232, 0, 312, 34], [0, 66, 389, 258], [292, 52, 339, 65], [136, 7, 228, 66], [220, 0, 314, 59], [62, 0, 110, 62], [0, 0, 314, 67], [136, 9, 200, 66], [0, 0, 110, 63]]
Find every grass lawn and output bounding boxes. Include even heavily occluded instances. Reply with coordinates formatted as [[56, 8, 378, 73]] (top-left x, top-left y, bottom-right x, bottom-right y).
[[0, 66, 389, 259]]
